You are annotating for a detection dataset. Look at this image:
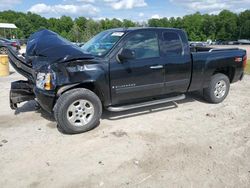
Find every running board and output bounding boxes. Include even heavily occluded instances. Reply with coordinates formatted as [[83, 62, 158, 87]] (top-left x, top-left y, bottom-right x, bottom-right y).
[[107, 94, 185, 112]]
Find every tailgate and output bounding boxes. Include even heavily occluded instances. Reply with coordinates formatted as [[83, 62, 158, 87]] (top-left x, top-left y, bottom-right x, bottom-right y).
[[7, 47, 34, 82]]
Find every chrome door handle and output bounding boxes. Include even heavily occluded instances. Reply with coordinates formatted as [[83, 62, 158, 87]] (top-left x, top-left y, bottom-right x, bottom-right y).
[[150, 65, 163, 69]]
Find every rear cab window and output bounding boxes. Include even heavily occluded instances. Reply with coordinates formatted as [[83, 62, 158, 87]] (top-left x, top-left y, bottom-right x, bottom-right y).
[[161, 31, 184, 56]]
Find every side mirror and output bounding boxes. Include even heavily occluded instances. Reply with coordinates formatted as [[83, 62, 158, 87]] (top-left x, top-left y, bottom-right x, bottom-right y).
[[118, 49, 135, 62]]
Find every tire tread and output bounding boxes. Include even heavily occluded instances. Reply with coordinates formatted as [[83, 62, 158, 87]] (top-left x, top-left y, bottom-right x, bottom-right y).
[[203, 73, 230, 104], [54, 88, 102, 134]]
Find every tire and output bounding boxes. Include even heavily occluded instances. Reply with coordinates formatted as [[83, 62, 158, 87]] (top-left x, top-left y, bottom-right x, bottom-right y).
[[0, 47, 8, 55], [54, 88, 102, 134], [203, 73, 230, 104]]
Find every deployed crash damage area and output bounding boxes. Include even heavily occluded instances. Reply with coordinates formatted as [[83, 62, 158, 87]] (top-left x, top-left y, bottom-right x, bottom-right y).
[[9, 29, 96, 112], [8, 28, 246, 134], [8, 29, 113, 134]]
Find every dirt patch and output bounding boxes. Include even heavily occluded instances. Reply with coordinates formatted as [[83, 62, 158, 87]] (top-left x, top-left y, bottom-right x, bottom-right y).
[[0, 72, 250, 187], [111, 130, 128, 137]]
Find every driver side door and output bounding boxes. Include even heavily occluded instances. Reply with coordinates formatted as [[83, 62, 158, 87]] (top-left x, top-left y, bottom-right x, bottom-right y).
[[109, 30, 165, 105]]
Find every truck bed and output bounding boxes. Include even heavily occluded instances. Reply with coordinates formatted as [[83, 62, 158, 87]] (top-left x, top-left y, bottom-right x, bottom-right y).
[[189, 47, 246, 92], [190, 46, 239, 53]]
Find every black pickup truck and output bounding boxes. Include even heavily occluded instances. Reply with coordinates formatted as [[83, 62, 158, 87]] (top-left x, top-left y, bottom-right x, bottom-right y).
[[8, 28, 247, 134]]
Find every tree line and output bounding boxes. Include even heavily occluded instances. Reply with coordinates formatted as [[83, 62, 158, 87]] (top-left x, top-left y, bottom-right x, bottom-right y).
[[0, 10, 249, 42]]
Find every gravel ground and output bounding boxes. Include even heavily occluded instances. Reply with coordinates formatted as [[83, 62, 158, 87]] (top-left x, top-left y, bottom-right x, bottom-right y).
[[0, 69, 250, 188]]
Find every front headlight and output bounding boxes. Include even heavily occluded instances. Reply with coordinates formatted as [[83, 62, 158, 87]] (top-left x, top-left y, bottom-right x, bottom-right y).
[[36, 72, 55, 90]]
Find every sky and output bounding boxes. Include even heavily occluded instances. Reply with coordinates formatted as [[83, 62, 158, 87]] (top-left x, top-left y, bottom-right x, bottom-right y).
[[0, 0, 249, 21]]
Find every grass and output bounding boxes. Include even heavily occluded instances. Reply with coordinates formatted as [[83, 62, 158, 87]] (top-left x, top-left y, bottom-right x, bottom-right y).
[[246, 60, 250, 74]]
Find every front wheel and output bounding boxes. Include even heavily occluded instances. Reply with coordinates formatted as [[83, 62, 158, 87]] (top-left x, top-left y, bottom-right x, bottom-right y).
[[203, 73, 230, 104], [54, 88, 102, 134]]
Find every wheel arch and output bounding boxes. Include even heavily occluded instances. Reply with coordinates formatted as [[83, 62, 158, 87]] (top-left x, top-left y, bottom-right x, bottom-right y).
[[212, 66, 235, 83], [56, 81, 104, 102]]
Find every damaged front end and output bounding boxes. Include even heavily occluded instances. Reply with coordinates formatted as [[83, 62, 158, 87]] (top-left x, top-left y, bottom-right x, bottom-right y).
[[8, 45, 35, 110], [8, 29, 94, 112], [10, 80, 35, 110]]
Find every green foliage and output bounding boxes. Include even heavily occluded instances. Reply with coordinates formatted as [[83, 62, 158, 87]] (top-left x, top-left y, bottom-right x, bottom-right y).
[[215, 10, 238, 40], [238, 10, 250, 39], [15, 17, 34, 38], [0, 9, 250, 42], [148, 10, 250, 41]]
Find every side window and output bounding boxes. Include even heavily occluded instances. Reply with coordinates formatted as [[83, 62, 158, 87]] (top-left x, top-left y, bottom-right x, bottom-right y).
[[124, 31, 159, 59], [162, 32, 183, 55]]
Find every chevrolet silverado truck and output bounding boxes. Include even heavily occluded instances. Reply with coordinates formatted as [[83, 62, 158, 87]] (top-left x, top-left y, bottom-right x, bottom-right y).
[[8, 28, 247, 134]]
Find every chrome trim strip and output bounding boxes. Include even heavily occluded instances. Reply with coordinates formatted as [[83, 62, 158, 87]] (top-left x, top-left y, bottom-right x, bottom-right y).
[[115, 83, 164, 94]]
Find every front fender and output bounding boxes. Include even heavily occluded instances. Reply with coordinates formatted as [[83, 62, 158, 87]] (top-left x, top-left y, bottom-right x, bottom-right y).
[[56, 83, 81, 97], [54, 61, 111, 106]]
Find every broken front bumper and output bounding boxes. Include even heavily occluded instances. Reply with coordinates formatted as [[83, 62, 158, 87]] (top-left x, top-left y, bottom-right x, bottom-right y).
[[8, 46, 56, 113], [10, 80, 35, 110], [10, 80, 56, 113]]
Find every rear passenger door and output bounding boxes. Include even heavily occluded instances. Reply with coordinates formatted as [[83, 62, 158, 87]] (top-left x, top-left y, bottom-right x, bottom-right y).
[[160, 30, 192, 93]]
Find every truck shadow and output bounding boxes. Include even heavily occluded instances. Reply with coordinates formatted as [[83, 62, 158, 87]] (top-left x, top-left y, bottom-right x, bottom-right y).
[[13, 91, 206, 125], [14, 100, 55, 121], [102, 91, 206, 121], [102, 102, 178, 121]]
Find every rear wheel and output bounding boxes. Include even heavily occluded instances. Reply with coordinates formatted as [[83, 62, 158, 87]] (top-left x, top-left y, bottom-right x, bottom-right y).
[[54, 88, 102, 134], [203, 73, 230, 104], [0, 47, 8, 55]]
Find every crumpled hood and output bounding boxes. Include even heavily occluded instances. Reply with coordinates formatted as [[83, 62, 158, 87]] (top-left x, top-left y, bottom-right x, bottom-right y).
[[26, 29, 93, 65]]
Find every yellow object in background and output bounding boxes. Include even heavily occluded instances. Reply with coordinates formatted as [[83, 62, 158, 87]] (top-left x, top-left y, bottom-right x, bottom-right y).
[[0, 55, 9, 77]]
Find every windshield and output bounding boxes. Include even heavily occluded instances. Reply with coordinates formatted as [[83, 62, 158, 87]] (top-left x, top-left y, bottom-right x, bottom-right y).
[[81, 30, 124, 56]]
